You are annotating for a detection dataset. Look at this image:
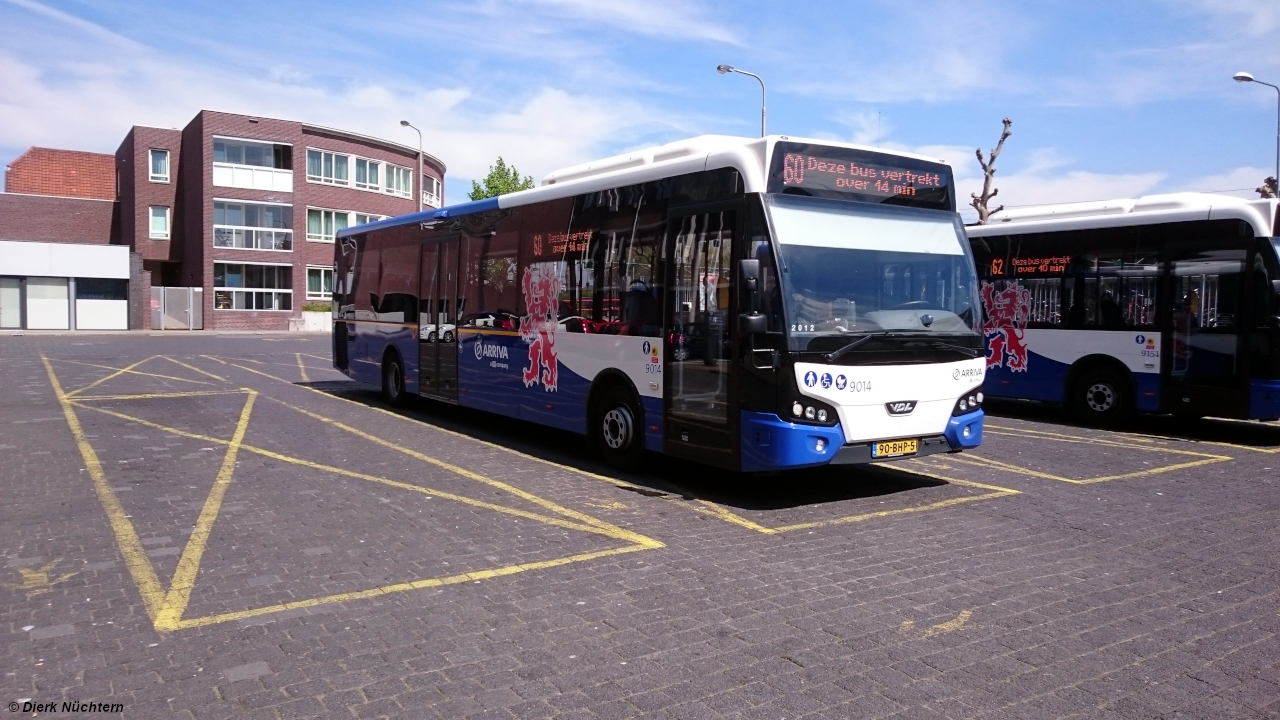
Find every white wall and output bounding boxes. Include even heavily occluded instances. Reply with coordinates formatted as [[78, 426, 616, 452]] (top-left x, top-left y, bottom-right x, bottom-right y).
[[0, 241, 129, 279], [25, 277, 69, 329], [75, 299, 128, 330]]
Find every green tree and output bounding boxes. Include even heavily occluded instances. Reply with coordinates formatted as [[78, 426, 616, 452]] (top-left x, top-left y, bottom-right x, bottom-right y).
[[468, 157, 535, 200]]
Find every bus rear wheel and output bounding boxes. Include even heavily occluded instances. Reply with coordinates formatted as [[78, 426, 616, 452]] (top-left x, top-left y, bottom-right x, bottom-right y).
[[1071, 367, 1131, 426], [382, 353, 409, 408], [595, 386, 645, 471]]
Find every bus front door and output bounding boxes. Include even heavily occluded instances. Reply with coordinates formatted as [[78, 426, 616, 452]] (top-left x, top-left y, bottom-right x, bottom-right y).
[[664, 210, 737, 467], [1165, 244, 1249, 416], [418, 238, 460, 401]]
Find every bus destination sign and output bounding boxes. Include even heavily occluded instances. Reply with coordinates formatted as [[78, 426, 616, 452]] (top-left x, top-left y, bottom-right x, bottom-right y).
[[780, 153, 945, 198], [768, 141, 954, 211]]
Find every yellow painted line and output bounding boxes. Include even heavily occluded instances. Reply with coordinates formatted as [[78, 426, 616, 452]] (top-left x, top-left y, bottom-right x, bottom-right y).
[[983, 426, 1224, 458], [154, 390, 257, 631], [682, 462, 1019, 535], [73, 390, 246, 401], [295, 353, 310, 383], [688, 501, 779, 534], [200, 354, 228, 365], [41, 356, 167, 620], [923, 609, 973, 638], [270, 397, 661, 549], [301, 352, 332, 362], [220, 359, 659, 495], [59, 357, 212, 392], [63, 356, 156, 396], [174, 543, 650, 630], [944, 450, 1230, 485], [161, 356, 226, 382], [70, 402, 639, 542]]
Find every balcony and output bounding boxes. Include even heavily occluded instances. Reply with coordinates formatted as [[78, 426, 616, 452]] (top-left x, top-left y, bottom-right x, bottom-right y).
[[212, 163, 293, 192], [213, 226, 293, 251]]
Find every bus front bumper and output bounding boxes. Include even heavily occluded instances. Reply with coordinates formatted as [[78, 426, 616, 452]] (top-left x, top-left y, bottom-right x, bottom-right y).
[[739, 410, 984, 472]]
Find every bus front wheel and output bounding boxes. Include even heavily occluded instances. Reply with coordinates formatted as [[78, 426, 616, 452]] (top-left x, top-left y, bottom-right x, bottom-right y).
[[1071, 367, 1131, 426], [382, 353, 409, 408], [595, 386, 645, 471]]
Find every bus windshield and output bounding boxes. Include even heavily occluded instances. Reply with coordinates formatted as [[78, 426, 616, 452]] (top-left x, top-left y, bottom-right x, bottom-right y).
[[766, 194, 980, 353]]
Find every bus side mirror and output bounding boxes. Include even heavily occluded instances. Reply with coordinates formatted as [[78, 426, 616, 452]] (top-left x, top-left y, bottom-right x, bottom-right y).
[[740, 313, 768, 335], [739, 258, 760, 293]]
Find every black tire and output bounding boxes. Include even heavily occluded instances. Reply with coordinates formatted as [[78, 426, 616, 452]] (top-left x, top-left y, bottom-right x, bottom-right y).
[[594, 386, 645, 471], [1071, 366, 1132, 426], [382, 353, 409, 407]]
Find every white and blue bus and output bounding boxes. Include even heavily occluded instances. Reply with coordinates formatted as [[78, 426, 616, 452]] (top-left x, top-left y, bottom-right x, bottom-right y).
[[331, 135, 987, 471], [966, 193, 1280, 424]]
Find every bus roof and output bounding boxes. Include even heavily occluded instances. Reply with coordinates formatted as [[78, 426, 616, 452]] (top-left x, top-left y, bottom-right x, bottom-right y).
[[965, 192, 1280, 238], [337, 134, 952, 239]]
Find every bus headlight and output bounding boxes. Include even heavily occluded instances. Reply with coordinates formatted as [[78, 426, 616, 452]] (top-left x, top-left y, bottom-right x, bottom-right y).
[[952, 386, 984, 416], [804, 406, 816, 420], [793, 402, 803, 417]]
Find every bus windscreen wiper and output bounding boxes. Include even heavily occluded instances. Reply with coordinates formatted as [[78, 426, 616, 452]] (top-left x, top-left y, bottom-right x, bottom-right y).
[[926, 340, 982, 357], [825, 334, 878, 362]]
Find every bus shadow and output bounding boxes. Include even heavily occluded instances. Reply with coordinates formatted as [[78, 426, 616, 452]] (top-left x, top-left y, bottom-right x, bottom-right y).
[[985, 399, 1280, 450], [301, 381, 951, 510]]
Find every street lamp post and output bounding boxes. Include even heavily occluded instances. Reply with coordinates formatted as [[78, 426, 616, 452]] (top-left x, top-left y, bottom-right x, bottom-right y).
[[717, 65, 766, 137], [1234, 71, 1280, 192], [400, 120, 424, 213]]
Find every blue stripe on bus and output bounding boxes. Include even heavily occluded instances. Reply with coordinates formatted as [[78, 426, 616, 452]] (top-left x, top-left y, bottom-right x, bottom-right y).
[[739, 411, 845, 472], [456, 331, 589, 434], [945, 408, 983, 449], [1250, 380, 1280, 419], [336, 196, 502, 238], [984, 351, 1161, 412]]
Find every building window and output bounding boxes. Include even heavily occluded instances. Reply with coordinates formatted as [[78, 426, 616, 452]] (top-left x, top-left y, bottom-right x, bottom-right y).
[[306, 208, 349, 242], [354, 213, 387, 226], [355, 158, 381, 190], [385, 165, 413, 199], [307, 266, 334, 300], [149, 206, 170, 239], [214, 139, 291, 169], [212, 137, 293, 192], [213, 262, 292, 311], [149, 149, 170, 183], [306, 150, 349, 185], [213, 201, 293, 251], [422, 174, 442, 208]]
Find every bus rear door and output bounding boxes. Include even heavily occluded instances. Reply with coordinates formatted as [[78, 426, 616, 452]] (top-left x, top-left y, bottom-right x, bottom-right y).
[[419, 236, 461, 401]]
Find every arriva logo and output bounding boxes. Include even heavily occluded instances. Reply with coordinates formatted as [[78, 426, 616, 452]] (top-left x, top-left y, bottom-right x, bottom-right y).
[[474, 336, 509, 361]]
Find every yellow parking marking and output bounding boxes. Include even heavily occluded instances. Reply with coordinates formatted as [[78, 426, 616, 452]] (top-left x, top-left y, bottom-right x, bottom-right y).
[[42, 356, 168, 619], [174, 544, 650, 630], [267, 397, 659, 548], [152, 390, 256, 631], [72, 400, 636, 542], [2, 558, 78, 598], [900, 609, 974, 639], [295, 353, 310, 383], [50, 366, 660, 630], [947, 450, 1228, 484], [60, 357, 211, 394], [161, 356, 226, 382], [73, 390, 245, 402], [694, 464, 1021, 535], [214, 357, 1019, 536]]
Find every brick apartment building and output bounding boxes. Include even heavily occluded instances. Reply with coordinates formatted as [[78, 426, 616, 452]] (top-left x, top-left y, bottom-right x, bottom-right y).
[[1, 110, 445, 331]]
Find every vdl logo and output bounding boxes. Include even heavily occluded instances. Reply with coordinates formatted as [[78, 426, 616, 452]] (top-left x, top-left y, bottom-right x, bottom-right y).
[[804, 371, 818, 387]]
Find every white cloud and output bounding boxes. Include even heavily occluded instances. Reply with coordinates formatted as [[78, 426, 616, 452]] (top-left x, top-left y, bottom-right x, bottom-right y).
[[526, 0, 740, 44], [1174, 165, 1274, 199], [0, 0, 662, 186]]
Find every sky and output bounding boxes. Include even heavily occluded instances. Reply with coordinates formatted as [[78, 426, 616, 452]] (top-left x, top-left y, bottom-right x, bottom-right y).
[[2, 0, 1278, 221]]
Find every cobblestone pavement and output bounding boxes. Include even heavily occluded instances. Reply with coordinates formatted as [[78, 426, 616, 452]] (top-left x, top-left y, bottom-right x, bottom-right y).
[[2, 335, 1279, 719]]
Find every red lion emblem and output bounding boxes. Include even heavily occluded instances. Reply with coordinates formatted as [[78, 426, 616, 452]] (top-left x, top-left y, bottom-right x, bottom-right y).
[[520, 265, 562, 391], [980, 281, 1032, 372]]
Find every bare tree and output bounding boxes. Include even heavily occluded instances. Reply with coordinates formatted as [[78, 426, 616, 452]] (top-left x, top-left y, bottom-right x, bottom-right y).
[[1259, 176, 1278, 199], [970, 117, 1013, 224]]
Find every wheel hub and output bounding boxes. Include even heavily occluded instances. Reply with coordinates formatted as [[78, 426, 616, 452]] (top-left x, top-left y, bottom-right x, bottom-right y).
[[1086, 382, 1115, 413], [602, 406, 633, 450]]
